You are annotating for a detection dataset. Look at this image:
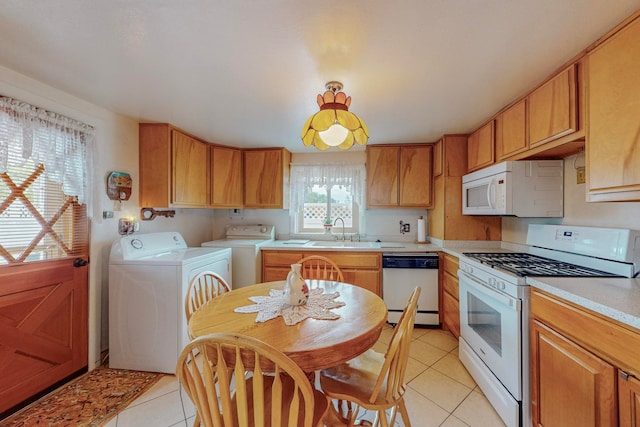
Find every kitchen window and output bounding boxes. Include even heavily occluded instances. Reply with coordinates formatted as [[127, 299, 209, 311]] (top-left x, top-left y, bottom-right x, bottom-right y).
[[290, 163, 365, 236]]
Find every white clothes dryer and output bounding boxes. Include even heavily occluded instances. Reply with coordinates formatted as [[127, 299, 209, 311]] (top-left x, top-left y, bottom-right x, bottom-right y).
[[202, 224, 275, 289], [108, 232, 231, 373]]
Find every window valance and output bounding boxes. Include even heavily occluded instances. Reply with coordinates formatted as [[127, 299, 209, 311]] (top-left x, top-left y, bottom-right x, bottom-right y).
[[0, 96, 94, 207]]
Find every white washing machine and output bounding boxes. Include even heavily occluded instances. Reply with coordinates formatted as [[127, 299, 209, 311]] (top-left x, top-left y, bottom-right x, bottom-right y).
[[202, 224, 275, 289], [108, 232, 231, 373]]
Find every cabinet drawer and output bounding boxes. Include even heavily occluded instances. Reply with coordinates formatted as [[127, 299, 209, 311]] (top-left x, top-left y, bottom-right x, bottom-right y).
[[442, 271, 459, 300], [531, 290, 640, 377], [309, 252, 380, 269], [442, 291, 460, 338], [442, 253, 459, 276], [262, 251, 303, 266]]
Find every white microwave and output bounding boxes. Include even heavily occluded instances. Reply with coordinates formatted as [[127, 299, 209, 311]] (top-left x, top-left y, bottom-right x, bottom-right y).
[[462, 160, 564, 217]]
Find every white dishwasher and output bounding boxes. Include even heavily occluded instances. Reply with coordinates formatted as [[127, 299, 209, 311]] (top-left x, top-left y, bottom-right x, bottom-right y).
[[382, 253, 439, 326]]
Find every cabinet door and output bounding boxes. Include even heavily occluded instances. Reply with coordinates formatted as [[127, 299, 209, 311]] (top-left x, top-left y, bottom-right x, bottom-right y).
[[366, 146, 399, 207], [495, 99, 527, 161], [244, 149, 284, 208], [433, 139, 443, 177], [171, 130, 208, 207], [399, 145, 433, 207], [467, 121, 494, 172], [529, 64, 578, 147], [211, 146, 243, 208], [342, 269, 380, 296], [619, 371, 640, 427], [531, 320, 617, 427], [587, 16, 640, 201]]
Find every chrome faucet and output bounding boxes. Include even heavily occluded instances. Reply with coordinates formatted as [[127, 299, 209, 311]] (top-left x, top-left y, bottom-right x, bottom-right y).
[[333, 217, 345, 241]]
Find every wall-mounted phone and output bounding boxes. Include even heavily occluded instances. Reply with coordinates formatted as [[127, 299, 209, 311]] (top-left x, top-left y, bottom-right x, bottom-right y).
[[107, 171, 132, 201]]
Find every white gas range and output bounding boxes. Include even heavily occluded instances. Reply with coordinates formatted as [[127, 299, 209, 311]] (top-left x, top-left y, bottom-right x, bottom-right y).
[[457, 224, 640, 427]]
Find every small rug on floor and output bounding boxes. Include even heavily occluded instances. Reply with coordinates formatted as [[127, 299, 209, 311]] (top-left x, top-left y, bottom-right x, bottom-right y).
[[0, 367, 164, 426]]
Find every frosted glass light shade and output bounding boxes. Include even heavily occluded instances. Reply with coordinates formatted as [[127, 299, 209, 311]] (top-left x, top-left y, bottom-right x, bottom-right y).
[[319, 123, 349, 146], [301, 82, 368, 151]]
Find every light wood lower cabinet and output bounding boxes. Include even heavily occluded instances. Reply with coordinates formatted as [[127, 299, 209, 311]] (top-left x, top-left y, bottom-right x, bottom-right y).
[[531, 319, 617, 427], [262, 250, 381, 296], [620, 371, 640, 427], [531, 289, 640, 427], [440, 252, 460, 338]]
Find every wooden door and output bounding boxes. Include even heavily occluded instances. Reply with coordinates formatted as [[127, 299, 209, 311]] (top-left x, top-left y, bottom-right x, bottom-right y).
[[619, 371, 640, 427], [210, 145, 243, 208], [586, 15, 640, 201], [399, 145, 433, 207], [529, 64, 578, 147], [171, 130, 208, 207], [531, 320, 617, 427], [467, 121, 494, 172], [366, 146, 399, 207], [244, 149, 284, 208], [495, 99, 528, 161], [0, 163, 89, 414]]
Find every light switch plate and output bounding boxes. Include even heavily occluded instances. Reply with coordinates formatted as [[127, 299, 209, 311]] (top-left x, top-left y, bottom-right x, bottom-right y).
[[576, 167, 586, 184]]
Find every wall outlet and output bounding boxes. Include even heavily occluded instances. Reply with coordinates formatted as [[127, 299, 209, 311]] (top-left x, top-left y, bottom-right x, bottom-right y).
[[402, 223, 410, 233], [576, 166, 586, 184]]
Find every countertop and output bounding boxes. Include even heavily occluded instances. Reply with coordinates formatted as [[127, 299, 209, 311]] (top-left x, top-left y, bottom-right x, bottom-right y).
[[260, 239, 442, 253], [261, 239, 640, 332], [527, 276, 640, 332]]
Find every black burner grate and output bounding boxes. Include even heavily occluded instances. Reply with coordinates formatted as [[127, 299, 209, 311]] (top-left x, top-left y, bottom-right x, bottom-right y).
[[462, 252, 621, 277]]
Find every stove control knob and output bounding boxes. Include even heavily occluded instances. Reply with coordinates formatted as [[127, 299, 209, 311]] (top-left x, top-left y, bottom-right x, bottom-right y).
[[497, 281, 506, 290], [260, 226, 267, 233], [466, 265, 473, 274], [488, 278, 497, 288]]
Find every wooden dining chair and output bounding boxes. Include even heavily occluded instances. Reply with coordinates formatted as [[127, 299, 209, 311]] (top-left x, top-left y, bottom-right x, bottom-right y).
[[176, 332, 330, 427], [185, 271, 231, 322], [319, 286, 421, 427], [297, 255, 345, 282]]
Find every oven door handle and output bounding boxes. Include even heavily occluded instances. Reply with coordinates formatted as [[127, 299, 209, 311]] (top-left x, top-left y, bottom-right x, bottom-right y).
[[459, 271, 521, 310]]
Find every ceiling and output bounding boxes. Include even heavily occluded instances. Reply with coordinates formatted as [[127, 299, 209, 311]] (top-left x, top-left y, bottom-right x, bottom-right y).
[[0, 1, 638, 153]]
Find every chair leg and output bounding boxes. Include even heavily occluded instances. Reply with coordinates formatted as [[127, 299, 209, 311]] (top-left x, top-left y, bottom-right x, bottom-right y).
[[388, 405, 399, 426], [398, 399, 411, 427]]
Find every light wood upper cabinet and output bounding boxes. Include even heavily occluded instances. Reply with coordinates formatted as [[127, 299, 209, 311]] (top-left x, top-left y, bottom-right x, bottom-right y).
[[399, 145, 433, 207], [529, 64, 578, 147], [210, 145, 243, 208], [366, 146, 399, 207], [428, 135, 502, 241], [467, 121, 494, 172], [243, 148, 291, 209], [495, 99, 527, 161], [586, 14, 640, 202], [367, 144, 433, 208], [140, 123, 208, 208]]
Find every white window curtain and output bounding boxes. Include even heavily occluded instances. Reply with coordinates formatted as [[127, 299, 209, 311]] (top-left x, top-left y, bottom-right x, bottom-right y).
[[290, 163, 366, 231], [0, 96, 94, 210]]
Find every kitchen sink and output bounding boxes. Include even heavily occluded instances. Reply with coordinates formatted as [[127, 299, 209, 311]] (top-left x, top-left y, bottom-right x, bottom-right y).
[[310, 241, 405, 249], [311, 241, 375, 248]]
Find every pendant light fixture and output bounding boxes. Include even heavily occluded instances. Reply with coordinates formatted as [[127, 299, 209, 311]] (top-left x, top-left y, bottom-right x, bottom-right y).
[[301, 81, 369, 150]]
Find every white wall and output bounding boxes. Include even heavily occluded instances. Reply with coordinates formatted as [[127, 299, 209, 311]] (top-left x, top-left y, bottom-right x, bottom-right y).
[[502, 154, 640, 244], [0, 65, 214, 368]]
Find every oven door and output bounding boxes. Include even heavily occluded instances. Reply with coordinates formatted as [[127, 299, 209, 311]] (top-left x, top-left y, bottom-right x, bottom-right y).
[[459, 270, 522, 399]]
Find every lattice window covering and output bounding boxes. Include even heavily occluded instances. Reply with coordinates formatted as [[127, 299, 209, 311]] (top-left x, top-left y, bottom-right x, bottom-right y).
[[0, 96, 93, 265]]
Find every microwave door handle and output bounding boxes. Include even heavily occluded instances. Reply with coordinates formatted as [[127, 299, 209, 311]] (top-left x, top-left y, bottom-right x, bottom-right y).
[[486, 179, 495, 209]]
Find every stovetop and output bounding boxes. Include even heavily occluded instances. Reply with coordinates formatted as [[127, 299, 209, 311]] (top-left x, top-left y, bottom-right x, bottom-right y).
[[463, 252, 623, 278]]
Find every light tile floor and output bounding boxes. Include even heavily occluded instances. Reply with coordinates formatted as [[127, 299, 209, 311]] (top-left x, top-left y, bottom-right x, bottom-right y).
[[104, 326, 505, 427]]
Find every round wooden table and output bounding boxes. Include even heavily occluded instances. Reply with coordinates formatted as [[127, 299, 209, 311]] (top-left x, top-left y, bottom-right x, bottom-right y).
[[188, 280, 388, 373]]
